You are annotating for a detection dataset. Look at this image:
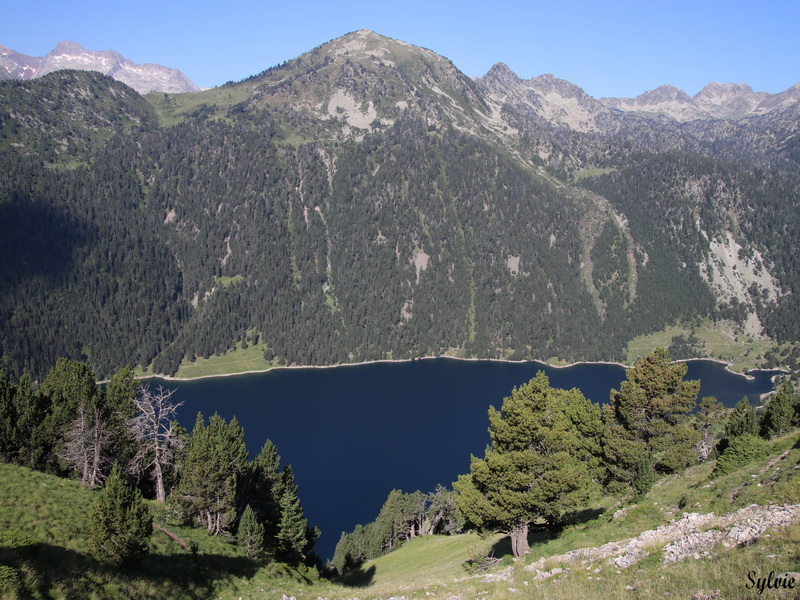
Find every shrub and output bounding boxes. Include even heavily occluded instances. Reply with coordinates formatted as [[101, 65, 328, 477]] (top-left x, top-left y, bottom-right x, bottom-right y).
[[726, 397, 758, 438], [633, 455, 657, 498], [760, 383, 795, 439], [713, 434, 768, 476], [88, 464, 152, 565]]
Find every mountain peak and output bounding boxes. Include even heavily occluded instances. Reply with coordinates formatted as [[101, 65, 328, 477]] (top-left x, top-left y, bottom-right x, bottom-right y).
[[243, 29, 491, 136], [599, 80, 800, 122], [317, 28, 421, 63], [529, 73, 587, 97], [49, 41, 89, 55], [695, 81, 755, 100], [482, 62, 521, 88], [476, 66, 610, 133], [0, 42, 200, 93], [635, 84, 693, 104]]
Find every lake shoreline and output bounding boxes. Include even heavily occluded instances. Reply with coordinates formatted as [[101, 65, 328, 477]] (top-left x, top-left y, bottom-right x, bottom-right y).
[[145, 353, 783, 383]]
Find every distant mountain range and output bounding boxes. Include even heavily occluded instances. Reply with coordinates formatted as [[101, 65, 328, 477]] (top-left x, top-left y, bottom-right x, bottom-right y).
[[477, 62, 800, 131], [2, 36, 797, 123], [0, 41, 201, 94], [1, 29, 798, 379], [600, 81, 800, 122]]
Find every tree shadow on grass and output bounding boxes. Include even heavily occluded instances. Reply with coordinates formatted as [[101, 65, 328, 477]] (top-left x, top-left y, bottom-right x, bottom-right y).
[[490, 529, 550, 559], [3, 542, 260, 599], [489, 508, 608, 559], [138, 549, 260, 590], [338, 564, 377, 588], [565, 507, 606, 526]]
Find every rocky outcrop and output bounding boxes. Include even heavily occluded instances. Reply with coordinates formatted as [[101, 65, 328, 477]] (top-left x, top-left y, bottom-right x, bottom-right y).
[[523, 503, 800, 574]]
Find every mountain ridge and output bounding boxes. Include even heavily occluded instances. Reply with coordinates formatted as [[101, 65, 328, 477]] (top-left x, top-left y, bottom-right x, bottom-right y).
[[601, 79, 800, 122], [0, 41, 201, 93], [4, 31, 798, 123]]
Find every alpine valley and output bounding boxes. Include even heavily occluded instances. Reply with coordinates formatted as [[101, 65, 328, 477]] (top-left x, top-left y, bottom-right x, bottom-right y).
[[1, 29, 799, 380]]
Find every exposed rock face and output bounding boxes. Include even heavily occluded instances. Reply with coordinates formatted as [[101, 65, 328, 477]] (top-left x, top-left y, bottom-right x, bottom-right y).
[[479, 64, 613, 132], [0, 45, 40, 80], [0, 41, 201, 93], [522, 504, 800, 574]]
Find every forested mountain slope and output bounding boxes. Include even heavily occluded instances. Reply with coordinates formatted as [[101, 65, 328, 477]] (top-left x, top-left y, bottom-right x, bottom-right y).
[[0, 30, 797, 379]]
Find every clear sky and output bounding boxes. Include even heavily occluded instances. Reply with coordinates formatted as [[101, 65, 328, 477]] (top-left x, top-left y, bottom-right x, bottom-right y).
[[2, 0, 797, 99]]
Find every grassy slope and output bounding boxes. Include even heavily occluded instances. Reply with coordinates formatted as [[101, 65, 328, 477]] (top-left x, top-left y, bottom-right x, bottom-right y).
[[145, 84, 257, 127], [0, 463, 299, 599], [2, 432, 799, 599], [625, 319, 776, 372], [172, 342, 277, 379], [307, 431, 800, 600]]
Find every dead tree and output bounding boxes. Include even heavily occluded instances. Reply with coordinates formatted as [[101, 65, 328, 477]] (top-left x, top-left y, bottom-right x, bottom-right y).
[[60, 401, 113, 489], [128, 384, 184, 502]]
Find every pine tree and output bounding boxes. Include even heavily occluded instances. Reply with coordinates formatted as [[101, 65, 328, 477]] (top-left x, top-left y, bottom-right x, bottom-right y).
[[454, 372, 602, 557], [39, 359, 101, 476], [760, 381, 795, 439], [177, 413, 248, 535], [276, 466, 311, 563], [103, 367, 139, 472], [603, 348, 700, 493], [726, 397, 759, 439], [237, 504, 265, 559], [245, 440, 283, 543], [372, 489, 412, 551], [0, 369, 17, 462], [424, 484, 460, 535], [9, 372, 48, 470], [88, 464, 152, 565]]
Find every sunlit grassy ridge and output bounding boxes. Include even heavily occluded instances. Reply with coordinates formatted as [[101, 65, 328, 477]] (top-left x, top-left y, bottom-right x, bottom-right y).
[[146, 84, 258, 127]]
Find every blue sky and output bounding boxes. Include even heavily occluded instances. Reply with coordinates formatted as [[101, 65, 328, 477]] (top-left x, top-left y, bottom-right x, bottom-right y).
[[3, 0, 797, 98]]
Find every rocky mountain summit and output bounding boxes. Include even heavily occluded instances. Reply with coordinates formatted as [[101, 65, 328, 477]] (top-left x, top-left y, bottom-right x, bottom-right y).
[[601, 81, 800, 122], [244, 29, 492, 138], [474, 58, 800, 129], [478, 63, 614, 132], [0, 41, 201, 93]]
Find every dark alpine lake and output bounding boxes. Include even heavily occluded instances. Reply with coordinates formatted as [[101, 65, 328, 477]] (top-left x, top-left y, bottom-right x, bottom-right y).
[[147, 357, 781, 560]]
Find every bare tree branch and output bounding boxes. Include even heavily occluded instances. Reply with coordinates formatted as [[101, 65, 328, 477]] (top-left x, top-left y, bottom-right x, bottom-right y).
[[59, 402, 113, 489], [128, 384, 184, 502]]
